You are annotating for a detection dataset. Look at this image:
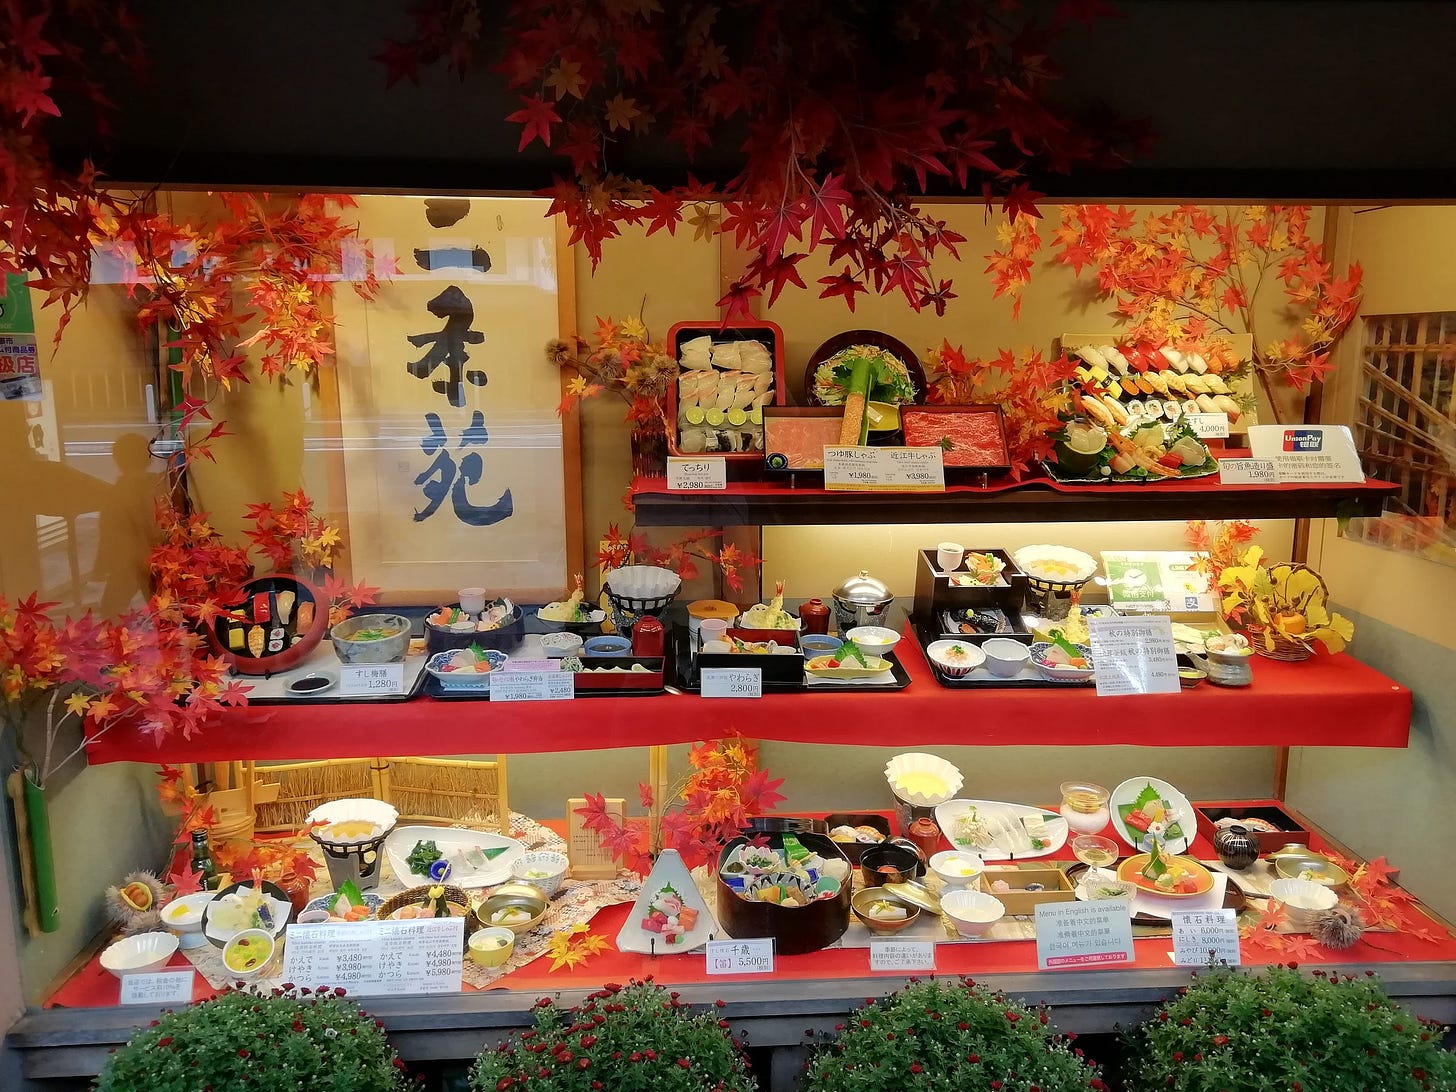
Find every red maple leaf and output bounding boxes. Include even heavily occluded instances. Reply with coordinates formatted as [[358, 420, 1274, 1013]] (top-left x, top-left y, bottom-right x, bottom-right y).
[[716, 279, 761, 326], [641, 190, 682, 236], [755, 253, 807, 306], [505, 95, 561, 152], [1001, 183, 1044, 223], [818, 268, 867, 312], [804, 174, 851, 245]]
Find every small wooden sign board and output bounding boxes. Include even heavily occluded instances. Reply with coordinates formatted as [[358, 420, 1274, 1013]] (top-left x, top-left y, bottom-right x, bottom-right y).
[[567, 796, 624, 879]]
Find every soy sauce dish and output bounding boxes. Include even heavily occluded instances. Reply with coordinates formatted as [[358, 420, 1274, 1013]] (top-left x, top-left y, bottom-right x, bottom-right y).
[[286, 672, 338, 697]]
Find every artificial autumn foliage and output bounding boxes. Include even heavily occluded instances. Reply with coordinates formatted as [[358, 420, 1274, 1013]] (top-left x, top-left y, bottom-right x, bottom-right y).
[[548, 316, 675, 431], [382, 0, 1148, 319], [922, 341, 1077, 478], [597, 522, 761, 595], [576, 734, 785, 875], [988, 204, 1363, 410], [1123, 966, 1456, 1092]]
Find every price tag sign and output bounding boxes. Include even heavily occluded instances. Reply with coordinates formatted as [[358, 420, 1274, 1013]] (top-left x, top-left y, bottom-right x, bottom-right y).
[[1218, 457, 1281, 485], [282, 918, 465, 997], [119, 969, 194, 1006], [667, 457, 728, 491], [705, 938, 775, 975], [340, 662, 407, 697], [491, 671, 574, 702], [823, 446, 945, 492], [1088, 616, 1181, 697], [869, 939, 936, 972], [1034, 900, 1136, 970], [1245, 424, 1365, 482], [1186, 412, 1230, 439], [700, 667, 762, 698], [1171, 908, 1242, 967]]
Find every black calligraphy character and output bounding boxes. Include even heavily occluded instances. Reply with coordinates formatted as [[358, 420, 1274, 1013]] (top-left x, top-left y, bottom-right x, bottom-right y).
[[413, 411, 513, 526], [406, 285, 487, 407]]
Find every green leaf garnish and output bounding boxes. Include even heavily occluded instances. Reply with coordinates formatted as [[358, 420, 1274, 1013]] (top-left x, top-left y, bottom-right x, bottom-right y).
[[837, 639, 867, 667], [469, 642, 486, 658], [939, 436, 956, 451]]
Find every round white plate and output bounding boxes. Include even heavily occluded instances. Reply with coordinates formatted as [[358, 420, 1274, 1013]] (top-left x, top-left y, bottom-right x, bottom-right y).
[[1108, 776, 1195, 855], [933, 799, 1069, 861]]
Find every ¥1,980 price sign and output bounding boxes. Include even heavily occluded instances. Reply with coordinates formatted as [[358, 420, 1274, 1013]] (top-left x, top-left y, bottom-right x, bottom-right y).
[[705, 938, 775, 975]]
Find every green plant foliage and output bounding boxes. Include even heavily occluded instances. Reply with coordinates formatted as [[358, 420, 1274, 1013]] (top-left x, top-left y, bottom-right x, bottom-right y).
[[94, 988, 414, 1092], [1124, 966, 1456, 1092], [802, 978, 1107, 1092], [469, 980, 754, 1092]]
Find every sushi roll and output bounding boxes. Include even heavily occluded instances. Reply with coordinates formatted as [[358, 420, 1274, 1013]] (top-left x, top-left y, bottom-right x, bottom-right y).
[[1125, 398, 1145, 419], [1163, 399, 1183, 419]]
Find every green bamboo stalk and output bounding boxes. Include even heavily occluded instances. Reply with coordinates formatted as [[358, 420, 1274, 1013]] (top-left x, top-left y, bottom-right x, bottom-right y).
[[23, 770, 60, 933]]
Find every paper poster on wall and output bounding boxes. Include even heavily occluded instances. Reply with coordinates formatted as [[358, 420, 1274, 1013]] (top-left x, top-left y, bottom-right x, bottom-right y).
[[1101, 551, 1216, 613], [0, 274, 40, 402], [331, 197, 566, 600]]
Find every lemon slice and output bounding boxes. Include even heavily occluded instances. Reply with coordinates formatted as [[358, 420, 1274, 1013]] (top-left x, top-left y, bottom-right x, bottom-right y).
[[749, 406, 763, 425], [705, 408, 725, 426], [727, 408, 747, 426], [684, 406, 706, 425]]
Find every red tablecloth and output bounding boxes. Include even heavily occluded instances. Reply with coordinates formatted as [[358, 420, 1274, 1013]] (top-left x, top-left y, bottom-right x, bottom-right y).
[[47, 816, 1455, 1010], [84, 638, 1411, 765]]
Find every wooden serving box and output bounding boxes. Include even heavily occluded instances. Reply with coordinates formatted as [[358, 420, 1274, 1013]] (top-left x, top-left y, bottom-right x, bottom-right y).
[[1195, 803, 1312, 854], [697, 628, 803, 684], [898, 404, 1011, 472], [983, 866, 1075, 915], [912, 547, 1027, 620], [823, 812, 892, 865], [715, 829, 851, 955], [664, 320, 786, 477], [570, 656, 664, 692]]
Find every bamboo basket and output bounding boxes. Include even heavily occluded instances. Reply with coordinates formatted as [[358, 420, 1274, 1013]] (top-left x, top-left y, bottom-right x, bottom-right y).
[[377, 884, 479, 948], [379, 756, 508, 831], [1231, 562, 1326, 662]]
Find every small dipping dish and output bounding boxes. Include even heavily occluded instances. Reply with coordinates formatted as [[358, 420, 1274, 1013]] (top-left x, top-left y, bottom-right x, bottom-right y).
[[286, 672, 337, 697], [582, 635, 631, 657]]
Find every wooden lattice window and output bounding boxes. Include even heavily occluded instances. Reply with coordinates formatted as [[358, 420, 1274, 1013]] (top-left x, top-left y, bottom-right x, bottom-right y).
[[1348, 312, 1456, 561]]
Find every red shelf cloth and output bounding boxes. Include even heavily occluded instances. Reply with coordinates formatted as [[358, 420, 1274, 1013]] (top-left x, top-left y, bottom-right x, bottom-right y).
[[85, 635, 1410, 765]]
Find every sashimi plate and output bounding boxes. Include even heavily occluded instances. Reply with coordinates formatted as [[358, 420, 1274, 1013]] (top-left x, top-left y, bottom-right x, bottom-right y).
[[384, 824, 525, 889], [933, 799, 1069, 861]]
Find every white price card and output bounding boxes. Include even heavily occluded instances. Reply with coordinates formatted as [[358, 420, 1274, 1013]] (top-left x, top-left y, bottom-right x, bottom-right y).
[[1171, 908, 1242, 967], [700, 667, 762, 698], [491, 671, 574, 702], [667, 457, 728, 491], [282, 918, 464, 997], [1035, 900, 1136, 970], [869, 939, 936, 972], [705, 938, 775, 975], [1218, 458, 1281, 485], [119, 969, 194, 1006], [1186, 412, 1230, 439], [1246, 424, 1365, 482], [340, 662, 407, 696], [823, 446, 945, 492], [1088, 616, 1181, 697]]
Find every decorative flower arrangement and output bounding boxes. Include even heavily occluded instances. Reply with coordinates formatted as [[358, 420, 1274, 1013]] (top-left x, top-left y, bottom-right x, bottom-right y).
[[1216, 546, 1355, 656], [549, 317, 677, 432], [921, 341, 1077, 479], [469, 980, 754, 1092], [93, 987, 416, 1092], [987, 204, 1363, 417], [802, 978, 1108, 1092], [1186, 518, 1261, 589], [1123, 966, 1456, 1092], [576, 734, 785, 876]]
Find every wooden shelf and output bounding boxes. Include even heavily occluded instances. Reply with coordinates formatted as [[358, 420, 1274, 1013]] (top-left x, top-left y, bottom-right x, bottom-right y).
[[629, 475, 1398, 527]]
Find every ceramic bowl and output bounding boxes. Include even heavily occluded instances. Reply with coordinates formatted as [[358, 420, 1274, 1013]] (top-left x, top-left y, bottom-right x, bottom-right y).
[[476, 884, 548, 935], [425, 648, 508, 691], [511, 851, 570, 897], [221, 928, 276, 981], [925, 639, 986, 678], [1028, 641, 1095, 682], [940, 890, 1006, 937], [799, 633, 843, 656], [330, 613, 412, 664], [1269, 878, 1338, 925], [860, 842, 924, 886], [582, 635, 631, 657], [851, 887, 921, 935], [539, 632, 584, 659], [929, 850, 985, 888], [981, 638, 1032, 678], [100, 932, 180, 978], [846, 626, 901, 656], [160, 891, 216, 949], [1272, 851, 1350, 887], [1070, 835, 1121, 868], [468, 926, 517, 968]]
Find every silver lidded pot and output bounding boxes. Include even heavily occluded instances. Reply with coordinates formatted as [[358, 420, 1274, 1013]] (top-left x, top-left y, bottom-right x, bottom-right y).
[[831, 569, 893, 632]]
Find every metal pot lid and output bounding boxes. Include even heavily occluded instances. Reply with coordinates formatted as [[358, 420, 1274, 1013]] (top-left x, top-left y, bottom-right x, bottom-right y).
[[832, 569, 893, 605], [884, 881, 940, 913]]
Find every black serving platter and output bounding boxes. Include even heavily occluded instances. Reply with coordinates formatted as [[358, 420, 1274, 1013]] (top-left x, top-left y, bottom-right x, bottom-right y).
[[912, 621, 1095, 690], [671, 625, 911, 694], [934, 605, 1034, 645]]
